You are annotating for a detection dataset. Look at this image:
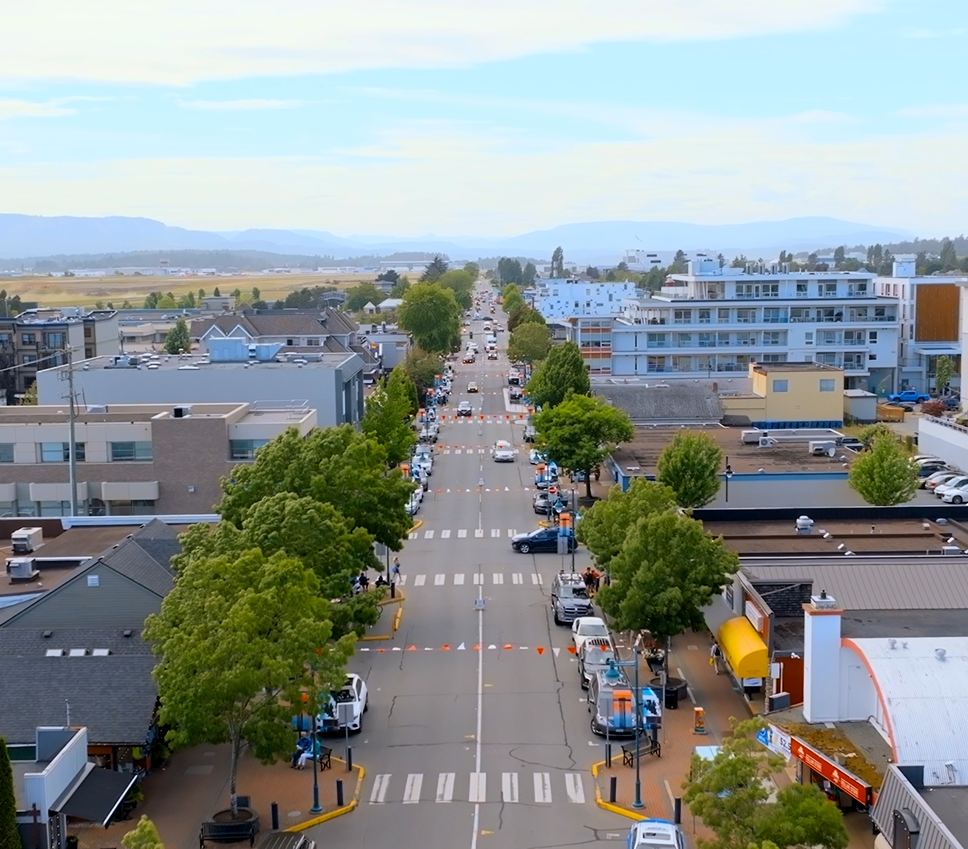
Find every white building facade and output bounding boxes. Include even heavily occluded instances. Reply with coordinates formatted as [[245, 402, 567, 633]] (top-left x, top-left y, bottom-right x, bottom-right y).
[[567, 260, 899, 387], [533, 279, 638, 320], [621, 249, 715, 271]]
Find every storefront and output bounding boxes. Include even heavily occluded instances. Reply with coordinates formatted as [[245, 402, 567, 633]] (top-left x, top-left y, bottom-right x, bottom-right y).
[[790, 736, 873, 812]]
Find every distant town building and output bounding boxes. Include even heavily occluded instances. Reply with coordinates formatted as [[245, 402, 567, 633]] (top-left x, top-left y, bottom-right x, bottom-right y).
[[621, 249, 716, 271], [533, 279, 637, 319]]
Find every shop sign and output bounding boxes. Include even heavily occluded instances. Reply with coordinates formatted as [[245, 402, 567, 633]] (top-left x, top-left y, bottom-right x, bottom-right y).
[[790, 737, 871, 805], [757, 724, 792, 761]]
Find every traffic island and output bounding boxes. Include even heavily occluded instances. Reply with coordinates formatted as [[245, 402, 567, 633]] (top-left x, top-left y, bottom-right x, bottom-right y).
[[358, 591, 405, 641], [287, 757, 366, 830]]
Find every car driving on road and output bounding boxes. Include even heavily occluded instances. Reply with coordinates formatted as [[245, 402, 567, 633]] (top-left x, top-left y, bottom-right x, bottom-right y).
[[457, 401, 473, 417], [493, 440, 514, 462], [511, 527, 577, 554], [467, 381, 479, 393]]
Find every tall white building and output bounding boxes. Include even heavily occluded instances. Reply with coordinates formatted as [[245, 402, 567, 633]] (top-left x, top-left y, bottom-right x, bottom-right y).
[[568, 259, 899, 388], [621, 249, 715, 271], [533, 278, 638, 320]]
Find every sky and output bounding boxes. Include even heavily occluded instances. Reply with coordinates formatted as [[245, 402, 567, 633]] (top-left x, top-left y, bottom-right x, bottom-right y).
[[0, 0, 965, 237]]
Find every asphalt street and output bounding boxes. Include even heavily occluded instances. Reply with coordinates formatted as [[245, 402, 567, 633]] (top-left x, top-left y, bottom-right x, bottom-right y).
[[313, 291, 633, 848]]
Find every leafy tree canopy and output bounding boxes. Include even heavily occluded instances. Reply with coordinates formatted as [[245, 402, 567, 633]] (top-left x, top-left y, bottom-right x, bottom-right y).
[[848, 433, 918, 505], [437, 269, 475, 310], [217, 425, 414, 550], [362, 367, 418, 465], [403, 348, 445, 403], [122, 817, 164, 849], [508, 306, 545, 332], [532, 393, 633, 497], [345, 282, 384, 312], [497, 257, 523, 286], [389, 275, 411, 299], [419, 255, 449, 283], [522, 262, 537, 285], [656, 431, 723, 508], [164, 317, 191, 354], [597, 510, 739, 641], [463, 262, 480, 280], [525, 341, 590, 409], [507, 321, 551, 364], [397, 283, 461, 354], [502, 289, 525, 315]]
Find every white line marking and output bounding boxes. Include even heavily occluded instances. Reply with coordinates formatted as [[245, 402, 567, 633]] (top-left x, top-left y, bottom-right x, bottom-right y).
[[434, 574, 446, 585], [502, 772, 518, 803], [474, 529, 484, 538], [408, 532, 418, 540], [455, 449, 462, 454], [473, 573, 482, 585], [424, 530, 435, 539], [436, 772, 455, 803], [507, 528, 517, 537], [414, 575, 426, 586], [397, 575, 407, 586], [458, 529, 467, 538], [531, 573, 541, 584], [441, 529, 451, 539], [552, 647, 560, 657], [454, 573, 465, 585], [470, 580, 485, 847], [469, 772, 486, 803], [403, 773, 423, 804], [533, 772, 552, 803], [512, 573, 523, 584], [369, 774, 390, 805], [565, 773, 585, 804], [490, 528, 500, 538], [493, 573, 503, 584]]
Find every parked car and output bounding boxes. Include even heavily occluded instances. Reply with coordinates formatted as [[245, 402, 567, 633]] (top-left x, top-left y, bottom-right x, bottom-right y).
[[529, 449, 547, 465], [889, 389, 931, 404], [578, 637, 616, 690], [628, 820, 686, 849], [511, 527, 577, 554], [405, 490, 421, 516], [457, 401, 473, 417], [942, 485, 968, 504], [918, 463, 950, 479], [936, 475, 968, 497], [412, 451, 433, 476], [924, 471, 963, 490], [509, 386, 523, 400], [318, 673, 368, 733], [837, 436, 864, 450], [533, 491, 569, 514], [493, 440, 515, 462], [572, 616, 610, 654]]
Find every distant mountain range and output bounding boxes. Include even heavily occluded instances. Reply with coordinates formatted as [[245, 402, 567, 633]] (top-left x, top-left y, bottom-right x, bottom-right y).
[[0, 213, 915, 265]]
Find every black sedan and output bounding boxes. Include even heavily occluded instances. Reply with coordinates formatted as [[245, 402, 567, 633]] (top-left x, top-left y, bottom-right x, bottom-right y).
[[511, 528, 578, 554]]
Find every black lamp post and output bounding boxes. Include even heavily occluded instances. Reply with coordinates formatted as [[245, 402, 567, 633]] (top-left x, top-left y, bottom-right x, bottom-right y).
[[724, 457, 733, 503], [310, 686, 322, 814]]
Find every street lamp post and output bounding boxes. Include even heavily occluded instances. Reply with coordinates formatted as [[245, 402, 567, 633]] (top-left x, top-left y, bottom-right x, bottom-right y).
[[309, 686, 322, 814], [724, 456, 733, 503]]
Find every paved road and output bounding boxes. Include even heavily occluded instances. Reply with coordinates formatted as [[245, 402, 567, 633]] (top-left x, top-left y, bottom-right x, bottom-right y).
[[313, 291, 631, 847]]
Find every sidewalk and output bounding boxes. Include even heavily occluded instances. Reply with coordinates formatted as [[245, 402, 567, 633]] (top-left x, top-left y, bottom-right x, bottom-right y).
[[590, 629, 753, 844], [69, 742, 364, 849]]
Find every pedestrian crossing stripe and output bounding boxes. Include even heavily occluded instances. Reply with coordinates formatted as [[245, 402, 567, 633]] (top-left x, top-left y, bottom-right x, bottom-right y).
[[394, 573, 543, 587], [369, 771, 586, 804]]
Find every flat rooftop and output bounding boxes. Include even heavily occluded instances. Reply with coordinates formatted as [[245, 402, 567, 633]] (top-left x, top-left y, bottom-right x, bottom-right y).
[[0, 401, 312, 425], [772, 609, 968, 653], [917, 785, 968, 847], [751, 362, 843, 374], [52, 351, 356, 374]]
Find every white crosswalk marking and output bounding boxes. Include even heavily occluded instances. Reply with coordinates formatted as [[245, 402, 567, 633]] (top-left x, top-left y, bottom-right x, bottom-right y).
[[565, 773, 585, 804], [436, 772, 455, 803], [434, 574, 445, 585], [532, 573, 543, 584], [424, 530, 435, 539], [403, 773, 423, 804], [408, 532, 418, 540], [512, 573, 523, 584], [455, 449, 462, 454], [479, 448, 485, 454], [533, 772, 552, 803], [454, 573, 465, 585], [443, 449, 450, 455], [502, 772, 518, 803], [490, 528, 500, 538], [493, 573, 503, 585], [397, 575, 407, 586], [474, 529, 484, 538], [414, 575, 427, 586], [457, 529, 467, 538], [440, 529, 451, 539], [369, 774, 391, 805], [507, 528, 517, 537], [473, 573, 483, 585], [469, 772, 486, 803]]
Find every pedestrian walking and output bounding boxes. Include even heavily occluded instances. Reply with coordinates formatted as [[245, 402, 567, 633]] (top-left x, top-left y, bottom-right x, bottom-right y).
[[358, 570, 370, 592], [710, 642, 723, 674], [391, 557, 402, 582]]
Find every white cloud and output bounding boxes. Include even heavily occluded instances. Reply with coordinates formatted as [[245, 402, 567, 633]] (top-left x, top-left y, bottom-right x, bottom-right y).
[[896, 104, 968, 119], [0, 116, 962, 237], [0, 99, 76, 120], [0, 0, 883, 85], [176, 98, 310, 111]]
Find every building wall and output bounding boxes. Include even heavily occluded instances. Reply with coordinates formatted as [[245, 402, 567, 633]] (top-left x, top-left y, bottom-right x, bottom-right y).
[[918, 416, 968, 471], [750, 367, 845, 423], [915, 284, 960, 343], [534, 280, 636, 319], [151, 414, 236, 513]]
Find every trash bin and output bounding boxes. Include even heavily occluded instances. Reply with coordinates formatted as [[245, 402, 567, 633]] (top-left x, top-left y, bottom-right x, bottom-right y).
[[664, 687, 679, 710]]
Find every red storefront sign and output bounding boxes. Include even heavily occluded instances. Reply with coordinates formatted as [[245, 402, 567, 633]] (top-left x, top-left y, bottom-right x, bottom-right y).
[[791, 737, 872, 806]]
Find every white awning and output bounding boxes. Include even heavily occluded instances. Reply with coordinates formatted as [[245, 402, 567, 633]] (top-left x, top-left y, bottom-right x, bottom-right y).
[[28, 482, 88, 502], [912, 345, 961, 356]]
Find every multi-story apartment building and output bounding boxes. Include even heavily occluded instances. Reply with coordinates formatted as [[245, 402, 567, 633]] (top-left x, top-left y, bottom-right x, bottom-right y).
[[567, 259, 899, 390], [875, 256, 966, 393], [0, 401, 316, 518], [621, 249, 715, 271], [0, 308, 118, 403], [533, 279, 638, 319]]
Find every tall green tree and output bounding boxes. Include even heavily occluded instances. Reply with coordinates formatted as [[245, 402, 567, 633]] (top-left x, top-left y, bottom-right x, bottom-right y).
[[522, 262, 537, 286], [164, 317, 190, 354], [508, 306, 545, 332], [683, 719, 848, 849], [551, 246, 565, 278], [576, 479, 677, 571], [19, 381, 37, 405], [935, 354, 955, 394], [0, 735, 18, 849], [397, 284, 461, 354], [532, 393, 633, 498], [362, 368, 418, 465], [501, 283, 525, 316], [345, 282, 384, 312], [402, 349, 444, 403], [525, 342, 590, 408], [145, 548, 355, 811], [122, 816, 164, 849], [388, 275, 411, 299], [507, 322, 551, 364], [497, 258, 523, 285], [463, 262, 480, 280], [848, 434, 918, 505], [833, 246, 846, 267], [419, 255, 449, 283], [656, 431, 723, 508], [437, 269, 475, 310], [597, 510, 739, 644], [218, 425, 414, 551]]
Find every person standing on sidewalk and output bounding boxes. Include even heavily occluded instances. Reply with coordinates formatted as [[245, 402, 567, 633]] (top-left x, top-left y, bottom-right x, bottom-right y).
[[391, 557, 402, 582], [710, 642, 723, 674]]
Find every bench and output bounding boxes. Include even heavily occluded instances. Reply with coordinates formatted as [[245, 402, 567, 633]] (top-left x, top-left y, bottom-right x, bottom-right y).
[[317, 747, 332, 770], [198, 819, 259, 847], [622, 739, 661, 766]]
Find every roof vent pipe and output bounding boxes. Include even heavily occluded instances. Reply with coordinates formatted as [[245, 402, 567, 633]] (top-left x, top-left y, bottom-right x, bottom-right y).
[[936, 648, 947, 661]]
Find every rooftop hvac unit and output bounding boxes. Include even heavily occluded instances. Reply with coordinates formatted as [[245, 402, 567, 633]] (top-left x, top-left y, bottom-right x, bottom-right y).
[[11, 527, 43, 553], [172, 405, 193, 419], [7, 557, 39, 580], [942, 545, 962, 555], [86, 404, 107, 413]]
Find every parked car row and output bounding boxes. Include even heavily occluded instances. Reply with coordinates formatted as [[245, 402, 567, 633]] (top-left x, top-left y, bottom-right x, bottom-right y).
[[917, 455, 968, 502]]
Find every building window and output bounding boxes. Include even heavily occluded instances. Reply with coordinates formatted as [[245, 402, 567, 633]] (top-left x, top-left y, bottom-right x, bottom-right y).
[[736, 309, 756, 324], [796, 282, 809, 297], [698, 309, 711, 324], [286, 338, 294, 346], [38, 500, 72, 517], [21, 333, 36, 345], [110, 441, 153, 461], [306, 338, 319, 346], [44, 332, 65, 347], [0, 333, 10, 345], [0, 500, 15, 517], [869, 331, 877, 343], [762, 332, 782, 346], [22, 354, 37, 365], [717, 308, 731, 323], [109, 499, 155, 516], [820, 379, 836, 392], [0, 444, 12, 463], [230, 439, 269, 460], [772, 379, 789, 393], [38, 442, 85, 462]]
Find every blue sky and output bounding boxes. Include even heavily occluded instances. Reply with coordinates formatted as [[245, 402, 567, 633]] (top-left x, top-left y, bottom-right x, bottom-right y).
[[0, 0, 965, 236]]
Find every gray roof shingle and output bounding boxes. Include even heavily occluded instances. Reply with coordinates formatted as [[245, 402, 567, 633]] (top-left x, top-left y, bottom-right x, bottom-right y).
[[594, 383, 723, 423]]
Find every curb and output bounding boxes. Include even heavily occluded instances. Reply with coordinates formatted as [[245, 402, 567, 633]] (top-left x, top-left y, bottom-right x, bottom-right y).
[[590, 760, 649, 822], [358, 592, 405, 642], [409, 520, 424, 532], [286, 759, 365, 831]]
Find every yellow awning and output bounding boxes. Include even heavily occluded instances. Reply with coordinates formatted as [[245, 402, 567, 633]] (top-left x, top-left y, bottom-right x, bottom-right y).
[[717, 617, 768, 678]]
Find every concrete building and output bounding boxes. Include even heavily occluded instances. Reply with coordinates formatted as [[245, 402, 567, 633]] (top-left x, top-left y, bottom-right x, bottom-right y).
[[567, 259, 899, 384], [0, 309, 119, 403], [621, 249, 715, 271], [0, 401, 316, 517], [876, 256, 965, 393], [358, 323, 411, 373], [533, 278, 638, 320]]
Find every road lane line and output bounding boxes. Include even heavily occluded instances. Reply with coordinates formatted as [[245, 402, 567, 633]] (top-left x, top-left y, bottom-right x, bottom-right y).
[[533, 772, 552, 803], [469, 772, 486, 803], [434, 574, 446, 585], [470, 577, 485, 848], [403, 773, 423, 804], [369, 774, 391, 805], [502, 772, 518, 803], [436, 772, 455, 803], [454, 573, 465, 585], [565, 773, 585, 804], [531, 574, 540, 584], [414, 575, 426, 586], [473, 573, 483, 584]]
